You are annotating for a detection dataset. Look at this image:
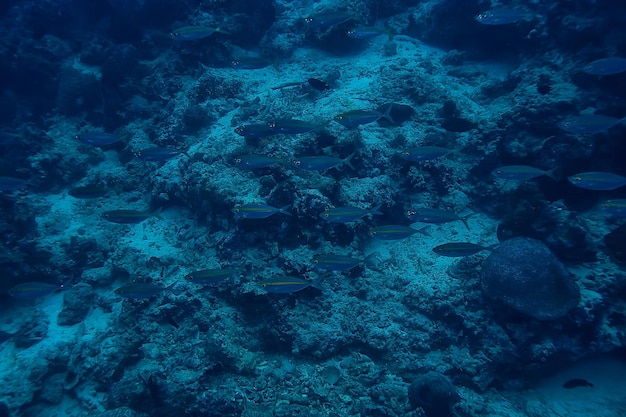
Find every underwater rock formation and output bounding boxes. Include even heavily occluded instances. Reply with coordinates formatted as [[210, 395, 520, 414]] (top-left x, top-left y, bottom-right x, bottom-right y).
[[408, 371, 457, 417], [481, 237, 580, 320]]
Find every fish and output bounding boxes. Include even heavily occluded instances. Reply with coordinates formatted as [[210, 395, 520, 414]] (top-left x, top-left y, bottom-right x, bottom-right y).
[[102, 209, 163, 224], [319, 204, 383, 223], [291, 153, 355, 170], [307, 78, 330, 91], [583, 57, 626, 76], [134, 147, 187, 162], [231, 57, 273, 70], [475, 8, 530, 25], [558, 115, 625, 134], [9, 281, 62, 299], [68, 185, 111, 199], [491, 165, 557, 181], [304, 11, 354, 29], [0, 176, 28, 191], [401, 146, 455, 162], [369, 225, 425, 240], [0, 251, 22, 264], [259, 276, 317, 293], [347, 26, 387, 39], [170, 26, 225, 41], [334, 105, 394, 128], [76, 132, 122, 146], [563, 378, 593, 389], [185, 268, 243, 285], [312, 254, 374, 271], [568, 172, 626, 191], [233, 155, 285, 169], [234, 124, 275, 139], [599, 199, 626, 216], [405, 208, 471, 230], [232, 203, 292, 219], [432, 242, 493, 257], [114, 282, 176, 299], [266, 119, 325, 135]]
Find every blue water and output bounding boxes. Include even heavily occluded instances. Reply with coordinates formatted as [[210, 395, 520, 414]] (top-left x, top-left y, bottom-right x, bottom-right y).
[[1, 1, 625, 416]]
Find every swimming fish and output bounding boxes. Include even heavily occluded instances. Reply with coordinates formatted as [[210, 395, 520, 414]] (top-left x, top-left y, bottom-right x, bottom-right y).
[[491, 165, 557, 181], [432, 242, 493, 257], [135, 147, 187, 162], [291, 153, 355, 171], [304, 11, 354, 29], [102, 209, 163, 224], [319, 204, 383, 223], [234, 124, 275, 139], [568, 172, 626, 190], [334, 105, 394, 128], [68, 185, 112, 199], [76, 132, 122, 146], [558, 115, 625, 134], [259, 276, 317, 293], [115, 282, 176, 299], [475, 8, 530, 25], [562, 378, 593, 389], [312, 254, 374, 271], [170, 26, 225, 41], [266, 119, 325, 135], [401, 146, 455, 162], [233, 155, 285, 169], [186, 268, 243, 285], [0, 176, 28, 191], [347, 26, 387, 39], [9, 282, 62, 299], [406, 208, 471, 230], [583, 57, 626, 76], [599, 199, 626, 216], [231, 57, 273, 70], [369, 225, 425, 240], [232, 203, 292, 219]]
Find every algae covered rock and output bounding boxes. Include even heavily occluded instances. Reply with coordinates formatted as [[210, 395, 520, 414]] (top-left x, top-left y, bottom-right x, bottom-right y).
[[481, 237, 580, 320], [408, 371, 457, 417]]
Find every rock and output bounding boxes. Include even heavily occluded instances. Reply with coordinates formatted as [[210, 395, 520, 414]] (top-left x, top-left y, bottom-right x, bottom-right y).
[[408, 372, 457, 417], [57, 283, 95, 326], [481, 237, 580, 320], [604, 223, 626, 263]]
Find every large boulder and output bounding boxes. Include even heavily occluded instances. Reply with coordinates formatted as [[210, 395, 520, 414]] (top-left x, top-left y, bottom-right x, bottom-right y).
[[408, 372, 457, 417], [481, 237, 580, 320]]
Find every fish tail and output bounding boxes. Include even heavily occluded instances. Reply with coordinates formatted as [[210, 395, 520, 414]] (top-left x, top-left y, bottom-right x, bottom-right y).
[[364, 252, 382, 271], [417, 225, 432, 237], [152, 207, 164, 220], [545, 166, 562, 181], [370, 203, 384, 216], [279, 205, 293, 216], [460, 212, 475, 231], [382, 103, 395, 125], [343, 152, 356, 170]]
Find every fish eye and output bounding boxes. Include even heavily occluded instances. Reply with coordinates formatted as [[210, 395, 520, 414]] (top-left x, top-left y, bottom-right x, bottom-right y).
[[496, 170, 502, 175], [234, 158, 241, 163], [407, 210, 415, 216], [322, 213, 329, 217], [293, 160, 301, 166]]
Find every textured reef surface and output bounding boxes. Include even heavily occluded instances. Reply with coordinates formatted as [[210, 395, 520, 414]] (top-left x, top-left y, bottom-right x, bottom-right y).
[[1, 0, 626, 416]]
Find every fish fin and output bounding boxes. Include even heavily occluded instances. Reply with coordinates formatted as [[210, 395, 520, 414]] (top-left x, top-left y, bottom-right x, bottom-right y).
[[545, 166, 562, 181], [343, 152, 356, 170], [279, 205, 293, 216], [460, 212, 475, 231], [381, 103, 395, 125]]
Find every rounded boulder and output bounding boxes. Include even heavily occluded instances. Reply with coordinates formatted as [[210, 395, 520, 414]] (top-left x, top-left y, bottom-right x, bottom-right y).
[[481, 237, 580, 320]]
